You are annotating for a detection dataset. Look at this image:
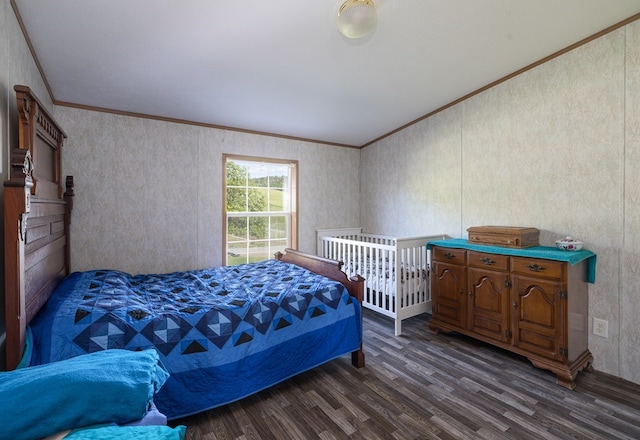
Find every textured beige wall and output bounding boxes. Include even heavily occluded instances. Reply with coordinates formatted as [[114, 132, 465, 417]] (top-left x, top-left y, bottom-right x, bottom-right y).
[[622, 22, 640, 383], [55, 108, 360, 274], [360, 106, 463, 238], [361, 23, 639, 383]]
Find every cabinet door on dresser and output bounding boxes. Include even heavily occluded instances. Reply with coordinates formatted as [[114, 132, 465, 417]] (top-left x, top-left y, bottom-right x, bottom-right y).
[[431, 247, 467, 330], [467, 251, 511, 344], [511, 257, 566, 362]]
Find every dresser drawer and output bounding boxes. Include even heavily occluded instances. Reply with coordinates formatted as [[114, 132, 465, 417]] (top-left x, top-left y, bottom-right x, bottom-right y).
[[468, 251, 509, 271], [511, 257, 564, 280], [432, 247, 467, 265]]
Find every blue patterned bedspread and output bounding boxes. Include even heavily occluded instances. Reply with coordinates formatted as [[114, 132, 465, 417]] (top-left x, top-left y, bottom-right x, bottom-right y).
[[28, 259, 362, 419]]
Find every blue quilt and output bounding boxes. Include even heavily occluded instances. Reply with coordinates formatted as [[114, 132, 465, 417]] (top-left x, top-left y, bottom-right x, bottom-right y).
[[28, 259, 362, 419]]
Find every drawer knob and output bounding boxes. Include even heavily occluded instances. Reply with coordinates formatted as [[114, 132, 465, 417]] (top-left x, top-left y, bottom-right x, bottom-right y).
[[444, 252, 455, 259], [480, 257, 495, 265], [527, 264, 545, 272]]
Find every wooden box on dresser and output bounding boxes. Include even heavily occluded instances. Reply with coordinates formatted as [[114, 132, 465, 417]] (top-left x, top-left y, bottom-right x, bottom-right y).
[[427, 239, 596, 390]]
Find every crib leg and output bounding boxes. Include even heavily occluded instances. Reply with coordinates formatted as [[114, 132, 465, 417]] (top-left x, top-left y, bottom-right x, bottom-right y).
[[395, 320, 402, 336]]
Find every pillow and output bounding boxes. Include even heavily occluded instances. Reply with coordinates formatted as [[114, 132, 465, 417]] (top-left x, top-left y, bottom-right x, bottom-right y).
[[63, 424, 186, 440], [0, 349, 169, 440]]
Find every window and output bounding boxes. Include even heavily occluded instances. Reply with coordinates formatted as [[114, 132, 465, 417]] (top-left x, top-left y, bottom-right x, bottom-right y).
[[224, 155, 298, 266]]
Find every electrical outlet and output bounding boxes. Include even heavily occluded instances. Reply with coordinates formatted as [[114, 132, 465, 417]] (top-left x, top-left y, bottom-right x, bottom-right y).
[[593, 318, 608, 338]]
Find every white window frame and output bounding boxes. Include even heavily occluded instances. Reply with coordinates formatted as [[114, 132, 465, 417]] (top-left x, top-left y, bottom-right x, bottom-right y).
[[223, 154, 298, 266]]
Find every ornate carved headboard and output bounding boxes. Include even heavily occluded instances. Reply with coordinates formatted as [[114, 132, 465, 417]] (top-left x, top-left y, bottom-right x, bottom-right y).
[[4, 85, 73, 369]]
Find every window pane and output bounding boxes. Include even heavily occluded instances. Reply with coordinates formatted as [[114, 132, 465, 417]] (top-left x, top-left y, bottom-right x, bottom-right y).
[[249, 241, 270, 263], [248, 188, 268, 212], [227, 241, 247, 265], [271, 216, 287, 239], [271, 239, 287, 255], [249, 216, 268, 240], [226, 187, 246, 212], [226, 161, 247, 186], [248, 173, 266, 187], [269, 188, 284, 212], [228, 217, 247, 241], [269, 166, 287, 189]]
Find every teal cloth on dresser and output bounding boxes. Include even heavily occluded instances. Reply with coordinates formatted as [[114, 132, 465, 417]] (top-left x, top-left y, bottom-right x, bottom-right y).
[[426, 238, 597, 283]]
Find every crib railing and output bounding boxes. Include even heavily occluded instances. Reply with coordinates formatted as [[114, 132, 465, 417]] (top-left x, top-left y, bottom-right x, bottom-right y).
[[317, 229, 449, 335]]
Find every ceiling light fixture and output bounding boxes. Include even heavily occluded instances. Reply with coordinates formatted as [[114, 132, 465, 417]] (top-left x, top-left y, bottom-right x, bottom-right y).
[[337, 0, 377, 39]]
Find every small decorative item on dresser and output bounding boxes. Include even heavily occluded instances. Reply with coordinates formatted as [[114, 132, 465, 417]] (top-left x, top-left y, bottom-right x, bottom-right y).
[[555, 236, 584, 251]]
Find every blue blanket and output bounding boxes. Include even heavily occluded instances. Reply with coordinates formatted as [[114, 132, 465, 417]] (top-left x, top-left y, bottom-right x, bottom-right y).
[[29, 259, 362, 419], [65, 424, 186, 439], [0, 349, 168, 440]]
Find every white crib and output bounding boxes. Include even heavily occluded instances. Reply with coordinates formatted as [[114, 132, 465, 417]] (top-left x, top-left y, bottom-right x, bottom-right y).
[[317, 228, 449, 336]]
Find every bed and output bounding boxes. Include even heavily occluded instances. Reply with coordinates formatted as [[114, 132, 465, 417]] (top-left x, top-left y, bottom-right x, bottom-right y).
[[317, 228, 448, 335], [4, 85, 365, 420]]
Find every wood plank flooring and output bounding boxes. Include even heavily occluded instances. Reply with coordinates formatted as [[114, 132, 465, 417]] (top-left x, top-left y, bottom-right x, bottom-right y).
[[171, 310, 640, 439]]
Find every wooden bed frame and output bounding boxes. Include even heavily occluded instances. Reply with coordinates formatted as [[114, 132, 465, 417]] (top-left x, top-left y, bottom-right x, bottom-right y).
[[4, 85, 72, 370], [276, 248, 365, 367], [4, 85, 365, 371]]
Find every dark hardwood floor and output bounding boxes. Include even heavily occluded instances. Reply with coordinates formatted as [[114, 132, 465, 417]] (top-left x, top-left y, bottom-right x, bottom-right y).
[[172, 309, 640, 439]]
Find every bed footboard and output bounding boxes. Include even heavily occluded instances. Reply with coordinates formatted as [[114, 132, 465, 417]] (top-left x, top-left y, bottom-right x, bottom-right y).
[[276, 248, 365, 368]]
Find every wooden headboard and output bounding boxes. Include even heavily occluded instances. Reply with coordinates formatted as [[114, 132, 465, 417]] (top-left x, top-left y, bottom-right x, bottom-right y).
[[4, 85, 73, 370]]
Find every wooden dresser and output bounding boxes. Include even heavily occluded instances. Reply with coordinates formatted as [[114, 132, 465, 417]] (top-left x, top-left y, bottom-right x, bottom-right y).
[[427, 239, 596, 389]]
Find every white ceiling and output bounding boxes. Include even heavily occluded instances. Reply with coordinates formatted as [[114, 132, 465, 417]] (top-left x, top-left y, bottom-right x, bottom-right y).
[[12, 0, 640, 147]]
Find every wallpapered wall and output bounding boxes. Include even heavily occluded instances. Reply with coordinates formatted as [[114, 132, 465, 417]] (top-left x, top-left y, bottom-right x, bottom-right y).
[[361, 22, 640, 384], [55, 108, 361, 275]]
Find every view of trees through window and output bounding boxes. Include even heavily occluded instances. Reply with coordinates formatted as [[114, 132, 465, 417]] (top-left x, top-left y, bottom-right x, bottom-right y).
[[225, 156, 296, 265]]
